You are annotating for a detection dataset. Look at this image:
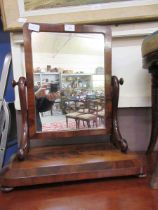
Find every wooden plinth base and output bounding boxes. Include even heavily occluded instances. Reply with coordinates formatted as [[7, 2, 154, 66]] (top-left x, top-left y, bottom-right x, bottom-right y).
[[0, 143, 144, 189]]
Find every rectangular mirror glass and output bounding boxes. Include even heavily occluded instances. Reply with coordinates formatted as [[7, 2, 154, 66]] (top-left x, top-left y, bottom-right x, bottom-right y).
[[31, 32, 105, 132]]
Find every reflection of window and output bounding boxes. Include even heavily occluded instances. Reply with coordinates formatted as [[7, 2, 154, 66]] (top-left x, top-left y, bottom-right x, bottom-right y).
[[92, 75, 104, 90]]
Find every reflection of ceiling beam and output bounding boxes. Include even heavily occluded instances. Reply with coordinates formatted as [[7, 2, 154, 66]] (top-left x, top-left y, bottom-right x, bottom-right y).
[[52, 34, 73, 58], [73, 34, 101, 39], [52, 33, 103, 58]]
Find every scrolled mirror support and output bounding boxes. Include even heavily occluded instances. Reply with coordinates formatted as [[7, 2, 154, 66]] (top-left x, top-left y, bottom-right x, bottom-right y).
[[13, 77, 29, 160], [111, 76, 128, 153]]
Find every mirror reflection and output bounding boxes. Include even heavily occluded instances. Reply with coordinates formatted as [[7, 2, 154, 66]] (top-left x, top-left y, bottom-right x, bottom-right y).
[[32, 32, 105, 132]]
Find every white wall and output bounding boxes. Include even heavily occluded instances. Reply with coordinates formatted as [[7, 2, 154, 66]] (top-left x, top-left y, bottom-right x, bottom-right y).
[[112, 37, 151, 107], [10, 21, 158, 110], [33, 53, 104, 74]]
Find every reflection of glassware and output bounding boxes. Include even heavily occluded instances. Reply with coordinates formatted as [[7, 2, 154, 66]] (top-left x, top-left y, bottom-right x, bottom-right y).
[[34, 67, 41, 72], [47, 65, 51, 71], [78, 82, 82, 87]]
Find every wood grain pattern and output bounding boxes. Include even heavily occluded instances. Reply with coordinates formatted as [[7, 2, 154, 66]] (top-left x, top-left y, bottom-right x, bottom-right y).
[[23, 23, 112, 140], [1, 162, 158, 210], [0, 23, 143, 191], [24, 0, 129, 11], [12, 77, 29, 160], [1, 0, 158, 31], [0, 143, 143, 188], [111, 76, 128, 152], [143, 50, 158, 188], [1, 167, 158, 210], [143, 51, 158, 154]]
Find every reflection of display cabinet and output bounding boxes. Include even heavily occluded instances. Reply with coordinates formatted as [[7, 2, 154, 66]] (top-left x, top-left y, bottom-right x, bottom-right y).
[[61, 74, 92, 91], [34, 72, 60, 85], [34, 73, 104, 96]]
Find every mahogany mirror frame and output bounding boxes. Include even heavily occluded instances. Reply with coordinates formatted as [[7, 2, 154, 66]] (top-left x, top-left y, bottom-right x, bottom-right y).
[[23, 23, 112, 140], [0, 25, 143, 192]]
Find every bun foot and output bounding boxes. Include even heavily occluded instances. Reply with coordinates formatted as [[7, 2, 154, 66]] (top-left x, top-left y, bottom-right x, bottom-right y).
[[0, 186, 14, 192]]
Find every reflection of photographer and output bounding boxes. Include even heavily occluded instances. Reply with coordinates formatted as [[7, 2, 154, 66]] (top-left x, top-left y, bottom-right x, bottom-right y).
[[35, 83, 60, 131]]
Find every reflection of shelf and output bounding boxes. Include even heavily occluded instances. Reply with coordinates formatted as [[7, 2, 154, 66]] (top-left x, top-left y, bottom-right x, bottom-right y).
[[61, 73, 92, 76], [34, 72, 60, 85], [34, 72, 104, 93], [34, 72, 59, 74]]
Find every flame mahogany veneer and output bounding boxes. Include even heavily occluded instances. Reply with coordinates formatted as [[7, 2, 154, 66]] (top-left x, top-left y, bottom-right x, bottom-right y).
[[0, 23, 143, 191]]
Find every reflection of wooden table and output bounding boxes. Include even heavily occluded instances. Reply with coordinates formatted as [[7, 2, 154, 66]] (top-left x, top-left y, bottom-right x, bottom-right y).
[[66, 98, 105, 129], [61, 96, 81, 114], [62, 96, 87, 114], [67, 97, 81, 111], [62, 96, 104, 114]]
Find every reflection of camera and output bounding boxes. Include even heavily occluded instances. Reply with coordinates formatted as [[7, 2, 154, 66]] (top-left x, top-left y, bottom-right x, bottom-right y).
[[49, 83, 59, 93]]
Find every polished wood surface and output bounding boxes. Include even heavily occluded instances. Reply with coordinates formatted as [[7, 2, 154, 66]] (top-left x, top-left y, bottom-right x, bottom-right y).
[[143, 50, 158, 189], [1, 0, 158, 31], [111, 76, 128, 152], [0, 23, 143, 191], [143, 50, 158, 154], [23, 23, 112, 139], [0, 74, 143, 191], [0, 153, 157, 210], [0, 143, 143, 189], [12, 77, 29, 160]]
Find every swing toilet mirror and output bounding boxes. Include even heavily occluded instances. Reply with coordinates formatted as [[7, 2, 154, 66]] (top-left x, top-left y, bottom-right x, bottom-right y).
[[0, 22, 144, 193]]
